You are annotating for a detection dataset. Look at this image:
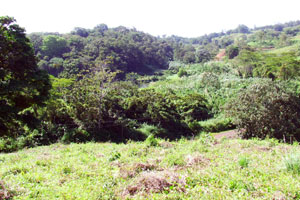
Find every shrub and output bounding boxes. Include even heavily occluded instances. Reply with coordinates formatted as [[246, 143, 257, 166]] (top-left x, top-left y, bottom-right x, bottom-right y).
[[238, 157, 250, 168], [145, 134, 158, 147], [226, 45, 239, 59], [177, 68, 188, 77], [225, 80, 300, 141], [137, 124, 165, 138], [199, 116, 235, 133]]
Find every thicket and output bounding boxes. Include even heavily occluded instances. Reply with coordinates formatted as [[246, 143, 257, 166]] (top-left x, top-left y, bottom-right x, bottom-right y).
[[0, 67, 212, 152], [225, 80, 300, 141]]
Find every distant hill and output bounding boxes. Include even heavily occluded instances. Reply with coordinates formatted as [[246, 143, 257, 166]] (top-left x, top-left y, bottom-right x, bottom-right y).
[[28, 20, 300, 78]]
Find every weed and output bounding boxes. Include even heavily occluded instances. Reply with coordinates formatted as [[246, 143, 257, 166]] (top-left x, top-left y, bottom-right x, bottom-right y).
[[165, 153, 186, 167], [1, 137, 300, 199], [284, 153, 300, 174], [109, 151, 121, 162], [145, 134, 158, 147], [238, 156, 250, 168], [62, 166, 72, 174], [229, 179, 254, 191]]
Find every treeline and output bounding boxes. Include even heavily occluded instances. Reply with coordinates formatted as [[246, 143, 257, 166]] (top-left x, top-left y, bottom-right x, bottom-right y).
[[28, 19, 300, 74], [29, 26, 173, 78]]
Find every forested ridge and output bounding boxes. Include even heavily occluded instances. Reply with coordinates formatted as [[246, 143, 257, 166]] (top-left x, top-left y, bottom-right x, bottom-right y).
[[2, 16, 300, 152]]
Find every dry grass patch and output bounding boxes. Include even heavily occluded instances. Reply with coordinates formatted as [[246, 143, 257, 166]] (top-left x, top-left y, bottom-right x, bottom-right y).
[[185, 154, 210, 167], [0, 181, 13, 200], [159, 141, 174, 148], [123, 170, 186, 197], [119, 162, 158, 179]]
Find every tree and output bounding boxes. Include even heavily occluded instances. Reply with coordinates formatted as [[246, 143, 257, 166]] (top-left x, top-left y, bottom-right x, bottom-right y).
[[41, 35, 68, 58], [0, 16, 51, 136], [71, 27, 89, 37], [195, 48, 212, 63], [274, 24, 284, 31], [236, 24, 250, 34]]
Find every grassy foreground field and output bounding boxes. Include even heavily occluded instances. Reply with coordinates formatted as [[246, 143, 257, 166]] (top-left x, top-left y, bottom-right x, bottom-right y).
[[1, 134, 300, 200]]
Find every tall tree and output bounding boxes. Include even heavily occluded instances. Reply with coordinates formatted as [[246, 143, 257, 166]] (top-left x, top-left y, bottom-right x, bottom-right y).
[[0, 16, 51, 136]]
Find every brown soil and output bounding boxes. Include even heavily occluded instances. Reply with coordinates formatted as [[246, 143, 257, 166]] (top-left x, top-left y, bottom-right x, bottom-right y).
[[215, 49, 226, 61], [214, 129, 239, 140]]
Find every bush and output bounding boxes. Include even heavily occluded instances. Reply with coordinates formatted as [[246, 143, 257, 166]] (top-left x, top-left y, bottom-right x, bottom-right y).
[[199, 116, 235, 133], [225, 80, 300, 141], [145, 134, 158, 147], [226, 45, 239, 59], [137, 124, 166, 138], [177, 68, 188, 77]]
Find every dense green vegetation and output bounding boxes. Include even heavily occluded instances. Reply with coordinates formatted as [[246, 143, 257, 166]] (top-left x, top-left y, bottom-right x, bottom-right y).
[[0, 16, 51, 138], [1, 16, 300, 151], [2, 14, 300, 200]]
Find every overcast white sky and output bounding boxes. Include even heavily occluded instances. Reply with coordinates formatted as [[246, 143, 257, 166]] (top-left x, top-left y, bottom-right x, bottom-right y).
[[1, 0, 300, 37]]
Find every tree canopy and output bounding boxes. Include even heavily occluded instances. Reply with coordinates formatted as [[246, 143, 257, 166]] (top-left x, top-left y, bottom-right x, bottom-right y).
[[0, 16, 51, 136]]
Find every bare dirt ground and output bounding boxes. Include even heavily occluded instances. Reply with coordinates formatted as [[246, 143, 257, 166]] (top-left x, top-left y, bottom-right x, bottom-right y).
[[214, 129, 239, 140]]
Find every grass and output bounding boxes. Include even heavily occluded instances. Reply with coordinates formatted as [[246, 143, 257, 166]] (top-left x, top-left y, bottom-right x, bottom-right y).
[[266, 43, 298, 54], [1, 135, 300, 199], [284, 153, 300, 174]]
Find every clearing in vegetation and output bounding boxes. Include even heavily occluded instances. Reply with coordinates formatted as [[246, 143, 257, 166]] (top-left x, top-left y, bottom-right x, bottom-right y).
[[1, 134, 300, 199]]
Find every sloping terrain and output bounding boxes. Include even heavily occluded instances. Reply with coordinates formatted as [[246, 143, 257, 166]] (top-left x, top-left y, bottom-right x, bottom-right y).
[[1, 135, 300, 199]]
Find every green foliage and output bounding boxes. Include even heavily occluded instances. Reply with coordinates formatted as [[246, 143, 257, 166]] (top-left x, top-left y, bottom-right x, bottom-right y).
[[238, 156, 250, 168], [235, 24, 250, 34], [31, 26, 174, 77], [6, 17, 300, 151], [195, 48, 212, 63], [199, 72, 220, 89], [109, 151, 121, 161], [284, 153, 300, 174], [225, 80, 300, 141], [2, 133, 300, 199], [144, 134, 158, 147], [177, 68, 187, 77], [254, 52, 300, 80], [0, 16, 51, 137], [199, 116, 234, 133], [165, 153, 186, 166], [41, 35, 68, 58], [234, 48, 261, 78], [137, 124, 165, 138], [226, 45, 239, 59], [71, 27, 89, 37]]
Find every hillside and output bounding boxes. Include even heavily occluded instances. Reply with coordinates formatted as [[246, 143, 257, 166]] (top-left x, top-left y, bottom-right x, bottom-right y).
[[28, 20, 300, 79], [2, 16, 300, 152], [2, 15, 300, 200], [1, 135, 300, 199]]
